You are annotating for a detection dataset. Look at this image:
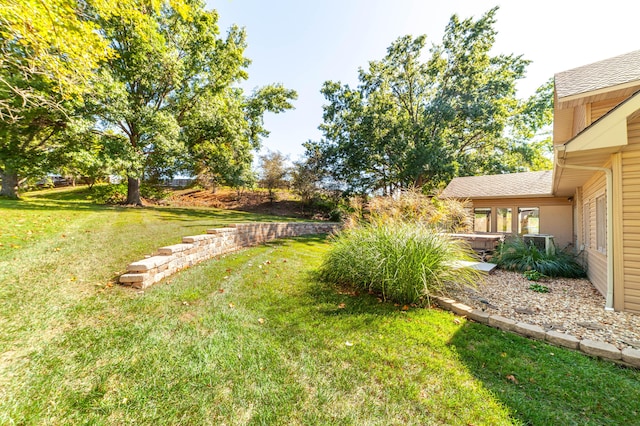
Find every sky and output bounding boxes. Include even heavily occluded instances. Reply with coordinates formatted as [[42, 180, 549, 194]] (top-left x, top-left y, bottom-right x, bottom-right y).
[[206, 0, 640, 161]]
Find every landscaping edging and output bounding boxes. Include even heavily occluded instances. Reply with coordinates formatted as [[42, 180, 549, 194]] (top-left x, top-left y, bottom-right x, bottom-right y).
[[119, 222, 340, 289], [434, 296, 640, 369]]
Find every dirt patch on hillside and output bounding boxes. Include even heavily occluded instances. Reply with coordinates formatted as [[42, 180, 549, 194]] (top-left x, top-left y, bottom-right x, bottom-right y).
[[166, 188, 325, 219]]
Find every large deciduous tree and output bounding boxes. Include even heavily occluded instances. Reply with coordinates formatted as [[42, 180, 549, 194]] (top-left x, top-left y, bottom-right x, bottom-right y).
[[311, 7, 552, 195], [93, 0, 296, 205], [0, 0, 195, 198], [0, 0, 110, 197]]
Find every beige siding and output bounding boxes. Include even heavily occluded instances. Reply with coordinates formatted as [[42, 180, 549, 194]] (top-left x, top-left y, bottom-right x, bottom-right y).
[[620, 117, 640, 313], [539, 205, 573, 250], [581, 172, 607, 296], [590, 96, 627, 123]]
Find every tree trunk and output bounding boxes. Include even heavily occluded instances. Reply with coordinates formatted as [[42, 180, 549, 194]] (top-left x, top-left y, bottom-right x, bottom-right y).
[[0, 169, 19, 198], [126, 177, 143, 206]]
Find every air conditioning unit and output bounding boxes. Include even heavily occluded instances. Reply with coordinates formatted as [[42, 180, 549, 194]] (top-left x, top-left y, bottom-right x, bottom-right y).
[[523, 234, 555, 255]]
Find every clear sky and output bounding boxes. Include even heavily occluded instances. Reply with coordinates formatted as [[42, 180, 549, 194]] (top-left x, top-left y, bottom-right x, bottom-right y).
[[207, 0, 640, 161]]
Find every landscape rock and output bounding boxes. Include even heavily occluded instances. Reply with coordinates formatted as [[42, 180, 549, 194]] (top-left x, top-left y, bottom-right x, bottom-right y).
[[621, 347, 640, 368], [545, 330, 580, 349], [580, 339, 621, 360], [514, 322, 546, 340], [467, 309, 490, 324], [488, 315, 517, 332]]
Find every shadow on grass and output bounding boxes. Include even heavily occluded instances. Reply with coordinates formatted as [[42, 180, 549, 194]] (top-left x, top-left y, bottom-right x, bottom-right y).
[[304, 270, 403, 319], [1, 192, 316, 225], [301, 253, 640, 425], [5, 187, 329, 226], [151, 206, 279, 222], [448, 320, 640, 425]]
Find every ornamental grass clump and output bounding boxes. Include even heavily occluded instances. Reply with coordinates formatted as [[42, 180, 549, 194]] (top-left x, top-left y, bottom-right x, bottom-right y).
[[495, 238, 586, 278], [319, 220, 482, 305], [351, 189, 472, 233]]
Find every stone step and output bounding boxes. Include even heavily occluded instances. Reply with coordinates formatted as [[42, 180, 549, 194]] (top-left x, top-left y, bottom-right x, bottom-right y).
[[157, 243, 195, 256], [127, 255, 172, 273]]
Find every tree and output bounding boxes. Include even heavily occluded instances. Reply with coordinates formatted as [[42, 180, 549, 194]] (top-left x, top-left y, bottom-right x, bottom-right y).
[[92, 1, 296, 205], [259, 150, 289, 203], [0, 0, 111, 197], [0, 0, 195, 198], [184, 84, 296, 192], [0, 0, 109, 121], [311, 7, 552, 195]]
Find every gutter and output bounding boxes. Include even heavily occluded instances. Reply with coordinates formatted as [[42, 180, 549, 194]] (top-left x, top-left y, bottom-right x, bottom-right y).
[[555, 149, 614, 311]]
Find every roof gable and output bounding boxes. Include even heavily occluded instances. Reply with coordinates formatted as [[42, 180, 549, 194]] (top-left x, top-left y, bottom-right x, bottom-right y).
[[441, 171, 553, 199]]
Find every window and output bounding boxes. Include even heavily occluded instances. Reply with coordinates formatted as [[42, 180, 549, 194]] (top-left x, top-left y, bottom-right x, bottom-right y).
[[496, 208, 512, 233], [596, 195, 607, 253], [473, 208, 491, 233], [518, 207, 539, 234]]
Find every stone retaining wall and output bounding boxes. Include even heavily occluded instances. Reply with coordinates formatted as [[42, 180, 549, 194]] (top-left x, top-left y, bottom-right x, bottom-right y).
[[119, 222, 339, 289], [434, 296, 640, 369]]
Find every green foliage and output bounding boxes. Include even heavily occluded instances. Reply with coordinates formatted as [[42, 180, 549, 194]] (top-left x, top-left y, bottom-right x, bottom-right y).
[[495, 238, 586, 278], [92, 3, 296, 205], [529, 283, 550, 293], [0, 1, 295, 202], [89, 183, 169, 204], [0, 0, 109, 120], [319, 221, 480, 305], [523, 269, 547, 281], [89, 183, 127, 204], [290, 156, 325, 204], [309, 7, 552, 194], [258, 150, 290, 203]]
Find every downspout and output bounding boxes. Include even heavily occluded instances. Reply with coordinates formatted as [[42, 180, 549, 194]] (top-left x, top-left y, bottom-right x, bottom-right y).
[[555, 153, 614, 311]]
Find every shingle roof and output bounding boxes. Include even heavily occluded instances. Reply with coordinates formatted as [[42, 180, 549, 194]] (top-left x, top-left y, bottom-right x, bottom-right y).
[[441, 170, 553, 199], [555, 50, 640, 99]]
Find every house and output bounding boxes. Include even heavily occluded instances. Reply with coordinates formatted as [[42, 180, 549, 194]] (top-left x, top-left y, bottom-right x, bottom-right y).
[[440, 170, 573, 249], [442, 49, 640, 313]]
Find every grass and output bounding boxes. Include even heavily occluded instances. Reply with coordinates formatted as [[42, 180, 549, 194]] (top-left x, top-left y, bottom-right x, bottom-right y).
[[2, 187, 640, 425]]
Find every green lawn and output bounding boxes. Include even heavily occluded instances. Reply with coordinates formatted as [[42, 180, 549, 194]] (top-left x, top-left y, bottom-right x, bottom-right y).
[[1, 188, 639, 425]]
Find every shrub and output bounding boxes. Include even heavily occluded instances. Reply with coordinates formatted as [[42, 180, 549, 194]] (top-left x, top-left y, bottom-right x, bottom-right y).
[[90, 183, 127, 204], [318, 220, 482, 305], [140, 184, 170, 201], [89, 183, 170, 204], [494, 238, 586, 278]]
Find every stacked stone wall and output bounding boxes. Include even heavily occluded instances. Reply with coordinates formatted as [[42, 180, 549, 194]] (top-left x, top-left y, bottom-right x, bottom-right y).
[[119, 222, 339, 289]]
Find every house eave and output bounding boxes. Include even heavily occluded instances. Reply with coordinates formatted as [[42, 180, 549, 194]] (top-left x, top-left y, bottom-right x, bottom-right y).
[[556, 81, 640, 109], [552, 91, 640, 196], [445, 193, 554, 200]]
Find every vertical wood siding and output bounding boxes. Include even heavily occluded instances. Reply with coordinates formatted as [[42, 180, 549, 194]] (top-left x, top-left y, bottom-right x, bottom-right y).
[[572, 104, 588, 136], [591, 96, 627, 123]]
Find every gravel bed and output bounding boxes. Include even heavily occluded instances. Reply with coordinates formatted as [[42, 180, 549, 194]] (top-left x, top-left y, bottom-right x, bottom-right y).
[[448, 269, 640, 350]]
